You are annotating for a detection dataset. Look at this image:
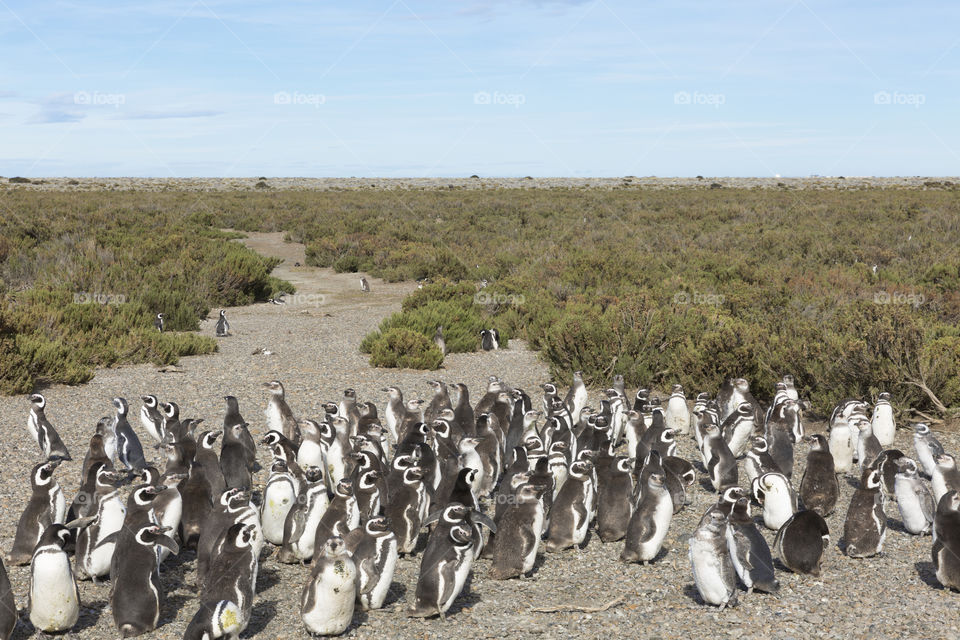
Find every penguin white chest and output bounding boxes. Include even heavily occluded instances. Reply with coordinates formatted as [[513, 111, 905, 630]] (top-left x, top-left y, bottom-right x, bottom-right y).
[[30, 554, 78, 631], [689, 539, 730, 606]]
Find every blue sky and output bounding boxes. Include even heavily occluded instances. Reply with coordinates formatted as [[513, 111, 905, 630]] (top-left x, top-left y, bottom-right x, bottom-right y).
[[1, 0, 957, 177]]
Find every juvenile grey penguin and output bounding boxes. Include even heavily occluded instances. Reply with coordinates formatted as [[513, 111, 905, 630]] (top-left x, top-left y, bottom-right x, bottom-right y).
[[182, 600, 243, 640], [871, 391, 896, 448], [563, 370, 588, 424], [112, 397, 147, 471], [828, 414, 856, 474], [544, 459, 595, 552], [110, 523, 179, 638], [154, 312, 164, 332], [664, 384, 691, 436], [215, 309, 230, 337], [489, 483, 546, 579], [277, 466, 328, 564], [343, 515, 399, 610], [932, 453, 960, 505], [28, 524, 80, 633], [301, 536, 358, 635], [10, 459, 66, 565], [26, 393, 72, 461], [702, 424, 738, 493], [621, 470, 673, 564], [220, 422, 253, 492], [765, 399, 800, 479], [408, 523, 475, 620], [913, 423, 944, 478], [842, 467, 886, 558], [755, 471, 796, 531], [855, 416, 883, 470], [894, 457, 935, 535], [200, 522, 259, 636], [81, 426, 113, 483], [387, 466, 430, 555], [774, 509, 830, 576], [799, 434, 839, 516], [725, 497, 779, 594], [263, 381, 301, 448], [597, 456, 635, 542], [933, 491, 960, 590], [689, 510, 738, 609]]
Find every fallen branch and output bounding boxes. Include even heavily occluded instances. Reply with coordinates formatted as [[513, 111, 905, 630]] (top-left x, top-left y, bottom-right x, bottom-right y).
[[529, 595, 625, 614], [909, 408, 945, 424], [900, 380, 949, 415]]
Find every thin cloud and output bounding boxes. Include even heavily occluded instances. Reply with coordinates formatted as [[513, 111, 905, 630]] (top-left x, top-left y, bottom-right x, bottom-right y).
[[118, 109, 224, 120]]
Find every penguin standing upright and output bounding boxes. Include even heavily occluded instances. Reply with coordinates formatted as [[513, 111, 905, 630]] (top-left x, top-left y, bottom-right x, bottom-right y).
[[223, 395, 257, 471], [563, 371, 588, 425], [664, 384, 691, 436], [843, 467, 886, 557], [621, 470, 673, 564], [434, 325, 446, 356], [870, 392, 895, 447], [10, 459, 66, 565], [215, 309, 230, 337], [480, 329, 500, 351], [689, 510, 738, 609], [766, 399, 801, 479], [111, 523, 178, 637], [263, 381, 301, 448], [139, 395, 164, 444], [387, 466, 429, 555], [26, 394, 72, 461], [725, 497, 779, 594], [183, 600, 242, 640], [755, 472, 796, 531], [154, 313, 164, 332], [200, 522, 259, 636], [799, 434, 840, 516], [829, 415, 856, 474], [408, 523, 475, 620], [75, 467, 126, 581], [220, 422, 253, 492], [29, 524, 80, 633], [775, 509, 830, 576], [596, 457, 635, 542], [544, 460, 595, 552], [933, 491, 960, 590], [359, 276, 370, 292], [914, 423, 944, 478], [277, 466, 328, 564], [489, 483, 545, 579], [300, 537, 358, 635], [112, 397, 147, 471], [701, 424, 738, 493], [932, 454, 960, 504], [894, 458, 935, 535], [261, 459, 298, 546], [343, 516, 399, 611]]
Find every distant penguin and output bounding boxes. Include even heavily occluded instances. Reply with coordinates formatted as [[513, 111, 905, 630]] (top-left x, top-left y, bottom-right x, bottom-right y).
[[480, 328, 500, 351], [11, 459, 66, 565], [199, 522, 259, 636], [545, 460, 595, 552], [264, 381, 301, 448], [843, 467, 886, 557], [28, 524, 80, 633], [621, 470, 672, 564], [215, 309, 230, 337], [182, 600, 242, 640], [755, 472, 796, 531], [871, 392, 896, 447], [933, 491, 960, 590], [933, 454, 960, 505], [913, 423, 944, 478], [112, 397, 147, 471], [664, 384, 691, 436], [139, 395, 164, 444], [689, 510, 738, 609], [154, 313, 164, 332], [110, 523, 179, 638], [434, 325, 446, 356], [360, 276, 370, 292], [26, 394, 72, 461], [343, 516, 399, 610], [774, 509, 830, 576], [489, 483, 545, 579], [800, 434, 839, 516], [894, 458, 935, 535], [301, 537, 357, 635], [725, 497, 779, 594], [408, 523, 475, 620]]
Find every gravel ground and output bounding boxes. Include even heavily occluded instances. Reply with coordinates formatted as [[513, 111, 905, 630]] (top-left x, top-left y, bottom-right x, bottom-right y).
[[0, 232, 957, 639]]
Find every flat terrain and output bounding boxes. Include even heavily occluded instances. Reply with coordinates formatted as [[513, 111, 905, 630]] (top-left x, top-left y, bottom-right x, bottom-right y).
[[0, 232, 955, 639]]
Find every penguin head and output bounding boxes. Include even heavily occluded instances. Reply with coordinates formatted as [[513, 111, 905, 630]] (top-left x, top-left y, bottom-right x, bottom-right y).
[[442, 503, 469, 524], [402, 467, 424, 485], [260, 430, 283, 448], [943, 491, 960, 513], [366, 516, 392, 534], [135, 524, 180, 555], [805, 434, 828, 451], [132, 485, 160, 506], [335, 478, 354, 497], [219, 309, 226, 318], [358, 469, 381, 490], [877, 391, 891, 402], [671, 384, 684, 395], [160, 401, 179, 420], [219, 487, 243, 508], [200, 430, 222, 449], [269, 458, 289, 474], [647, 472, 666, 488], [737, 403, 754, 417], [431, 419, 451, 440], [615, 457, 634, 474], [541, 382, 557, 396], [783, 374, 795, 386], [733, 496, 751, 517], [861, 467, 882, 490], [34, 459, 60, 486], [381, 386, 401, 400], [303, 466, 324, 483], [751, 436, 769, 453], [733, 378, 750, 392], [774, 382, 788, 393], [895, 457, 919, 477], [448, 524, 473, 546], [720, 486, 745, 505], [322, 536, 347, 557], [516, 483, 544, 502], [915, 423, 931, 437], [37, 524, 71, 551], [140, 394, 158, 408], [937, 453, 956, 470], [262, 380, 284, 397], [569, 460, 593, 478], [231, 523, 257, 550], [29, 393, 45, 409]]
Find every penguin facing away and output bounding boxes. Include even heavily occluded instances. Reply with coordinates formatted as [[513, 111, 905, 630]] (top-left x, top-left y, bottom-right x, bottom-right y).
[[774, 509, 830, 576]]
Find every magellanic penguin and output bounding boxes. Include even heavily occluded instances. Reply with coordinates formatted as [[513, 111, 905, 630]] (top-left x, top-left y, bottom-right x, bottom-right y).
[[75, 467, 127, 581], [408, 522, 475, 620], [563, 370, 588, 425], [300, 537, 358, 635], [81, 423, 114, 482], [701, 424, 738, 493], [480, 328, 500, 351], [722, 403, 756, 458], [183, 600, 242, 640], [489, 483, 546, 579], [871, 392, 896, 448], [933, 491, 960, 590], [854, 416, 882, 471], [544, 459, 596, 552], [0, 548, 15, 640], [894, 457, 935, 535], [312, 478, 360, 555], [110, 523, 179, 638], [596, 456, 635, 542], [434, 325, 446, 356], [828, 414, 856, 474], [774, 510, 829, 576], [261, 459, 298, 546], [223, 395, 257, 472], [870, 448, 905, 500], [221, 422, 253, 492], [154, 312, 164, 332], [913, 423, 944, 478], [28, 523, 81, 633], [359, 276, 370, 292], [215, 309, 230, 337], [765, 398, 802, 479], [263, 381, 301, 448], [725, 497, 779, 594], [139, 395, 164, 445], [200, 522, 259, 636], [932, 453, 960, 505], [26, 393, 72, 461], [112, 397, 147, 471], [755, 472, 796, 531], [744, 436, 781, 485], [343, 515, 399, 610], [842, 467, 886, 558], [689, 510, 738, 609], [10, 459, 66, 565], [387, 466, 430, 555], [799, 434, 840, 517], [277, 466, 328, 564], [621, 469, 672, 564], [664, 384, 691, 436]]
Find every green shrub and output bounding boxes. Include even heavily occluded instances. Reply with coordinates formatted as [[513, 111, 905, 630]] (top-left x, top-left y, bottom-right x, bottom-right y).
[[368, 328, 443, 369]]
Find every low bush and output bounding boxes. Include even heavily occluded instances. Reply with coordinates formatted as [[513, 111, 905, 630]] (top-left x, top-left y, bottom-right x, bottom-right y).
[[368, 328, 443, 370]]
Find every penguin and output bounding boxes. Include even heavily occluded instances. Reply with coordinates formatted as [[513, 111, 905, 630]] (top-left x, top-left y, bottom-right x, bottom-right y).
[[434, 325, 446, 356], [621, 470, 672, 564], [871, 392, 896, 448], [489, 483, 546, 580], [261, 459, 298, 546], [158, 401, 181, 448], [544, 459, 595, 552], [324, 415, 352, 490], [26, 393, 72, 461], [408, 523, 475, 620], [183, 600, 243, 640], [195, 430, 226, 499], [387, 466, 430, 555], [197, 488, 253, 579], [894, 457, 935, 535], [766, 399, 801, 479], [725, 497, 779, 594], [312, 478, 360, 554], [296, 418, 326, 471], [277, 466, 328, 563], [755, 472, 796, 531], [799, 434, 840, 516], [382, 386, 407, 443], [842, 467, 886, 557], [782, 374, 799, 401], [215, 309, 230, 337], [223, 395, 257, 471], [69, 459, 111, 522], [75, 468, 126, 581], [480, 328, 500, 351], [932, 453, 960, 505], [664, 384, 691, 436], [0, 551, 15, 640], [10, 459, 66, 565], [263, 380, 301, 448], [870, 448, 905, 500], [344, 516, 399, 611], [855, 416, 883, 470], [110, 523, 179, 638], [722, 403, 756, 458], [360, 276, 370, 292], [221, 422, 253, 492], [154, 312, 164, 332], [355, 468, 383, 522], [179, 460, 214, 551], [597, 456, 635, 542], [933, 491, 960, 590], [301, 537, 358, 635], [28, 524, 80, 633], [139, 395, 164, 444], [563, 370, 588, 425], [639, 450, 687, 515], [830, 399, 868, 460], [451, 383, 475, 438], [689, 510, 738, 609], [913, 423, 944, 478], [474, 415, 502, 495], [774, 509, 830, 576], [81, 424, 113, 482], [702, 424, 738, 493], [112, 397, 147, 471], [828, 414, 856, 474], [200, 522, 259, 636], [716, 377, 758, 424]]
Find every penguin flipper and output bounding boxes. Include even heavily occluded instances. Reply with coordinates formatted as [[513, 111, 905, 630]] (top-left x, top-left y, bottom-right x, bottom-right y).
[[93, 531, 120, 550], [358, 557, 377, 595]]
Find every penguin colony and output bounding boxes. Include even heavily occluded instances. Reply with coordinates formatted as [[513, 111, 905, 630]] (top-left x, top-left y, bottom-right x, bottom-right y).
[[3, 376, 958, 637]]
